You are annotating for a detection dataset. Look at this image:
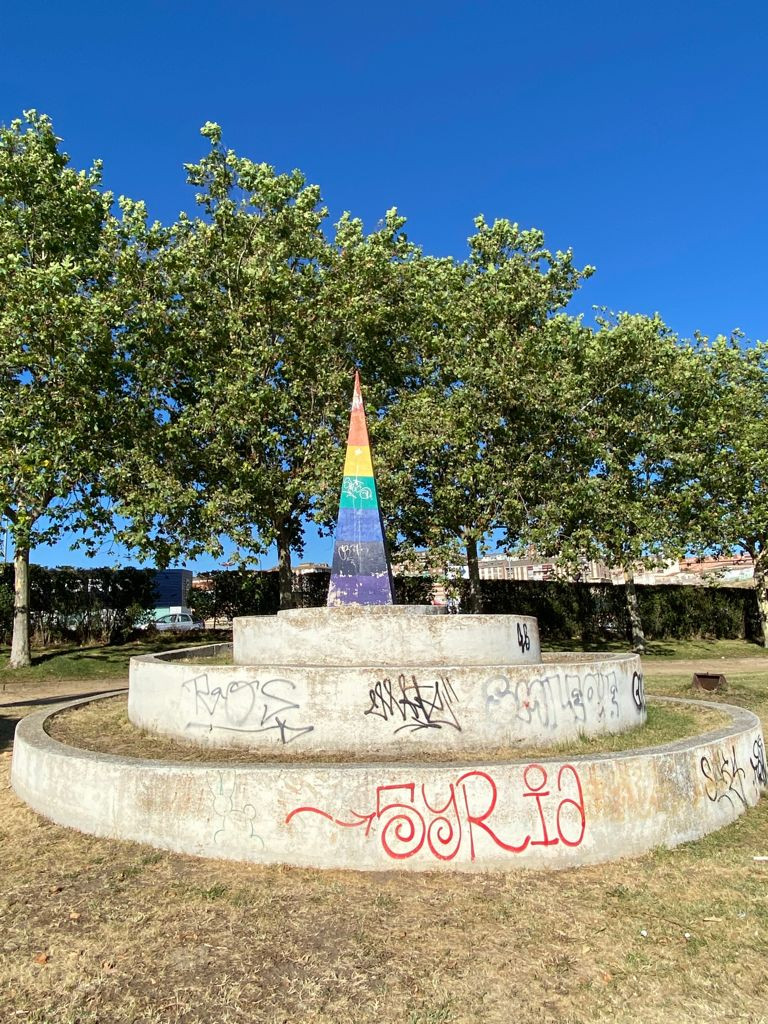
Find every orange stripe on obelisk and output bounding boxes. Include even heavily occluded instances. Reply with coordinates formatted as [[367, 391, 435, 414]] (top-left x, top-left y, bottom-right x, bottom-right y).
[[346, 371, 370, 447]]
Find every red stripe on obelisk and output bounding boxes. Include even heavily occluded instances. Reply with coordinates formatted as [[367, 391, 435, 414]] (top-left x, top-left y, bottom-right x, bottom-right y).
[[347, 371, 370, 447]]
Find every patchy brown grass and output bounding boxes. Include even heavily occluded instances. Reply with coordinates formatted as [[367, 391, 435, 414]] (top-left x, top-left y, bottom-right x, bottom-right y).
[[0, 654, 766, 1023], [45, 695, 730, 765]]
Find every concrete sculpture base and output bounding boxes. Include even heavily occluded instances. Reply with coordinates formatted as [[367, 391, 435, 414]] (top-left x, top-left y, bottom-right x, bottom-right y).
[[128, 607, 647, 754], [11, 693, 767, 872]]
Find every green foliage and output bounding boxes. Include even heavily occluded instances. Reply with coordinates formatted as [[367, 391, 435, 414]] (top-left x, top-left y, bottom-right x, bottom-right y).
[[189, 570, 279, 620], [0, 111, 133, 548], [0, 111, 147, 664], [377, 222, 594, 607], [523, 313, 698, 566], [680, 337, 768, 642], [459, 579, 759, 642], [113, 124, 426, 609]]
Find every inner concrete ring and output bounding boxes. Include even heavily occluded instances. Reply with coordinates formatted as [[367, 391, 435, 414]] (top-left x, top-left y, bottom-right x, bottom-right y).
[[11, 693, 767, 872], [128, 643, 647, 753]]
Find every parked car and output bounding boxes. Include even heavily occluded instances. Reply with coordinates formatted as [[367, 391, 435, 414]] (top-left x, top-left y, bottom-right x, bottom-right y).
[[153, 612, 205, 632]]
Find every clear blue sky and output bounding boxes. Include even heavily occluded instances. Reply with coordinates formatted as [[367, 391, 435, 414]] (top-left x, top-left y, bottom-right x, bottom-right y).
[[4, 0, 766, 572]]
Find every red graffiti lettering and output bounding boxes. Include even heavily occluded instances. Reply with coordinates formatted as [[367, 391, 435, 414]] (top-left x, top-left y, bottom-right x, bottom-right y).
[[556, 764, 587, 847], [285, 764, 587, 862], [523, 763, 558, 847], [456, 770, 530, 857]]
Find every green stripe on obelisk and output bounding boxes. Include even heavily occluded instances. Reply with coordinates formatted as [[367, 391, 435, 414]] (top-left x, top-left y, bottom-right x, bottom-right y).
[[338, 474, 379, 510]]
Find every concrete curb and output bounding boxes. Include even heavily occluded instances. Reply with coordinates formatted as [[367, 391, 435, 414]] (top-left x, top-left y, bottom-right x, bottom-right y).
[[11, 692, 767, 872]]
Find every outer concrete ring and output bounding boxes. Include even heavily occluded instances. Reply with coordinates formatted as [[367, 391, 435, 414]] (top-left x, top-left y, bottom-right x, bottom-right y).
[[11, 693, 767, 873]]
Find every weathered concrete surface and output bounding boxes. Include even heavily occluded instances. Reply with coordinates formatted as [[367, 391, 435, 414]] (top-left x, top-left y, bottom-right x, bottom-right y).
[[233, 606, 542, 667], [129, 645, 646, 753], [11, 694, 766, 871]]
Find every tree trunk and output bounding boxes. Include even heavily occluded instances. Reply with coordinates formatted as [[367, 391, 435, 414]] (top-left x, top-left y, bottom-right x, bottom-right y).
[[276, 526, 295, 611], [624, 566, 646, 653], [9, 545, 32, 668], [465, 536, 483, 614], [753, 554, 768, 647]]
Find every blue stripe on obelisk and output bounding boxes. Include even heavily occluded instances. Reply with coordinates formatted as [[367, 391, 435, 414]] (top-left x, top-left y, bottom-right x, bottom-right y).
[[334, 507, 385, 543], [328, 508, 393, 604]]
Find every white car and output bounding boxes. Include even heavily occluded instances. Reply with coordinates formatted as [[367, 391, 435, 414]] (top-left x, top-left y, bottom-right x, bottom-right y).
[[153, 612, 205, 632]]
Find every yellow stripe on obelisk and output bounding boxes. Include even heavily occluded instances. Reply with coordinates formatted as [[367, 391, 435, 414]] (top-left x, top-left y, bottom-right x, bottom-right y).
[[343, 444, 374, 478]]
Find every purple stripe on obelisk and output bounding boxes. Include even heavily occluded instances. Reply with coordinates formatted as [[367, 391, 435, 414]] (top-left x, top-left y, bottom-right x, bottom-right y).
[[326, 573, 394, 605]]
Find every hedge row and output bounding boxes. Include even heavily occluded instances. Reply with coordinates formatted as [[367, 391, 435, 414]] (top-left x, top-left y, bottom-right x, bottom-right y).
[[463, 579, 761, 642], [0, 564, 760, 646], [191, 570, 760, 643], [0, 565, 158, 645], [189, 569, 433, 622]]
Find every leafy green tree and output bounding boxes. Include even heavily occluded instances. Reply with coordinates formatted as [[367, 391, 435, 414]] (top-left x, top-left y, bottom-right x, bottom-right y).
[[384, 217, 593, 611], [0, 112, 134, 666], [524, 313, 699, 651], [681, 337, 768, 644], [116, 125, 425, 609]]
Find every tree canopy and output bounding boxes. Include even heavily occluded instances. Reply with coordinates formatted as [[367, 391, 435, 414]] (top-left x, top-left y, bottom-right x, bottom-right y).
[[0, 111, 136, 665], [1, 110, 766, 661]]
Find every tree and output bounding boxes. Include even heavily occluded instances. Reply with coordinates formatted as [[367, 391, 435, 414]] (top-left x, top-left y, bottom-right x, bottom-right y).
[[682, 336, 768, 645], [384, 217, 593, 611], [524, 313, 699, 651], [0, 112, 133, 667], [116, 125, 425, 609]]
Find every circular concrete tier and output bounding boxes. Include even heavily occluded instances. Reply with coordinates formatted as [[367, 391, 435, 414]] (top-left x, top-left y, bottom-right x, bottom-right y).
[[11, 693, 766, 872], [233, 606, 542, 667], [128, 642, 647, 753]]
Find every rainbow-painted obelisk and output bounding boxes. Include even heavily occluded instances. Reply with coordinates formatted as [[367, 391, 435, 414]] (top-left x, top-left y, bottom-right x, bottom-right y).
[[327, 372, 395, 606]]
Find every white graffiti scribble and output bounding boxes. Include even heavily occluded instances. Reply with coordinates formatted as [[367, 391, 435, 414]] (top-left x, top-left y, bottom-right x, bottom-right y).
[[484, 670, 620, 730], [183, 673, 314, 744]]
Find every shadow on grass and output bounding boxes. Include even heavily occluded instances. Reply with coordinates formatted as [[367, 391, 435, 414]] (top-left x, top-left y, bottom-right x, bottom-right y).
[[539, 637, 679, 656], [0, 630, 232, 679], [0, 688, 123, 711]]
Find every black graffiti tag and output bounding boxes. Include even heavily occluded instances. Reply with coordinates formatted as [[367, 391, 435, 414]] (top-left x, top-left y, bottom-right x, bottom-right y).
[[517, 622, 531, 653], [750, 737, 768, 787], [631, 671, 645, 713], [365, 674, 461, 733], [700, 745, 748, 808]]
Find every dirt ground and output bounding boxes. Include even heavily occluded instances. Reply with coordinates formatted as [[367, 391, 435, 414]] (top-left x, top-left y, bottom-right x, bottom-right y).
[[1, 662, 767, 1024]]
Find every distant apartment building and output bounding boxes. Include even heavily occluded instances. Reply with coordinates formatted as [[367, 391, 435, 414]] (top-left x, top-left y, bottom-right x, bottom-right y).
[[477, 553, 754, 587], [477, 555, 611, 583], [678, 553, 754, 582], [293, 562, 331, 575]]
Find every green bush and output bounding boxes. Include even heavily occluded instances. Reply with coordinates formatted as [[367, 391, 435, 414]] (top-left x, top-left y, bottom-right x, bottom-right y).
[[0, 564, 158, 645], [188, 569, 433, 619], [460, 578, 759, 642]]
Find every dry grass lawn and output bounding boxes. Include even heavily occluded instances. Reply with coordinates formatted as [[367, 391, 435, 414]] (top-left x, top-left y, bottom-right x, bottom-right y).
[[46, 694, 729, 765], [0, 649, 766, 1023]]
